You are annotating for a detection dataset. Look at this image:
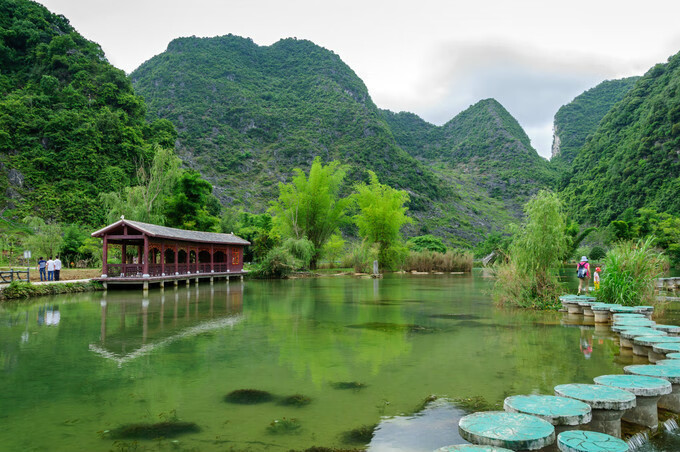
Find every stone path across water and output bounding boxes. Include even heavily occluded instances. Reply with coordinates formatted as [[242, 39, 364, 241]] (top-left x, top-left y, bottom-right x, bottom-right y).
[[503, 395, 592, 426], [557, 430, 629, 452], [458, 411, 555, 450]]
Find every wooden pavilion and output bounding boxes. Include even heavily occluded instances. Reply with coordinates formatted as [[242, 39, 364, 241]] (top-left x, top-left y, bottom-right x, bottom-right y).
[[91, 218, 250, 288]]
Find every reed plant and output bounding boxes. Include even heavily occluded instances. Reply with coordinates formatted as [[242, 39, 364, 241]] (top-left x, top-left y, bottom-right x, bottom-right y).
[[599, 237, 667, 306], [402, 250, 473, 272]]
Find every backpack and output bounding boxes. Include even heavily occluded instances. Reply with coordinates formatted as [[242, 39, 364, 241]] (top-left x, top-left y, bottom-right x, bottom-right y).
[[577, 262, 587, 279]]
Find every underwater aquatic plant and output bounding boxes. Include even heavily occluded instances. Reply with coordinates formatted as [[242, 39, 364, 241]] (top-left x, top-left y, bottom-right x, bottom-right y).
[[279, 394, 312, 406], [330, 381, 367, 390], [341, 424, 377, 444], [267, 417, 301, 434], [224, 389, 274, 404], [106, 421, 200, 439]]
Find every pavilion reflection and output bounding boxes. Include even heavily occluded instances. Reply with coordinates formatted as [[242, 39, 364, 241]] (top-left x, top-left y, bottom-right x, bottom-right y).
[[91, 282, 244, 366]]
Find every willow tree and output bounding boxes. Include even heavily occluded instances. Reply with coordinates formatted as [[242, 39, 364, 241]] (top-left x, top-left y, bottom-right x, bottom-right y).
[[352, 171, 412, 269], [494, 190, 568, 309], [269, 157, 350, 269]]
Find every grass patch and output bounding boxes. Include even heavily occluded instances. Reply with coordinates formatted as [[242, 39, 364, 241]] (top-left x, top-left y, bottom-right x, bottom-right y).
[[267, 417, 301, 434], [106, 421, 200, 439], [279, 394, 312, 407], [330, 381, 367, 391], [224, 389, 274, 404], [341, 424, 377, 444], [402, 250, 473, 272]]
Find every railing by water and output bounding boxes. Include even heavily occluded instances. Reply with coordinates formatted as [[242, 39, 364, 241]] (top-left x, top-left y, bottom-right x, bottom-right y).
[[106, 262, 233, 278], [0, 268, 30, 283]]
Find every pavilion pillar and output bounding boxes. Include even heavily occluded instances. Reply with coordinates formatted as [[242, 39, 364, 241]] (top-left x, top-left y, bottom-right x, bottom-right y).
[[195, 246, 199, 274], [161, 241, 166, 276], [143, 235, 149, 278], [174, 243, 179, 275], [185, 245, 190, 273], [210, 244, 214, 273], [102, 235, 108, 277]]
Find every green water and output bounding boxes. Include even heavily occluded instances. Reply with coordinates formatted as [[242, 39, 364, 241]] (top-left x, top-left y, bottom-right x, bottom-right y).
[[0, 272, 674, 451]]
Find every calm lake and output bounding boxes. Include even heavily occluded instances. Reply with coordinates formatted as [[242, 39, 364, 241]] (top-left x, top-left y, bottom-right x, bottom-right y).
[[2, 270, 680, 451]]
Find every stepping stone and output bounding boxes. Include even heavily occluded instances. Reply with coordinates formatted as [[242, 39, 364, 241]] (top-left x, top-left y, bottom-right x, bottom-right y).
[[666, 352, 680, 360], [504, 395, 592, 434], [590, 304, 620, 323], [556, 430, 628, 452], [436, 446, 513, 452], [562, 300, 583, 314], [458, 411, 555, 450], [612, 318, 656, 327], [609, 306, 639, 313], [618, 328, 666, 349], [652, 342, 680, 355], [653, 324, 680, 335], [611, 324, 663, 333], [635, 305, 655, 319], [655, 359, 680, 367], [612, 313, 646, 321], [554, 384, 635, 438], [594, 374, 671, 429], [624, 364, 680, 413], [578, 301, 598, 316], [633, 336, 680, 359]]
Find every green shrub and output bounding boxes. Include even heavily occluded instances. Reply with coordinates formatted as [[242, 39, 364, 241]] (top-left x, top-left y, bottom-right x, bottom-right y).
[[407, 235, 447, 253], [599, 237, 667, 306], [251, 247, 296, 279], [590, 246, 606, 261]]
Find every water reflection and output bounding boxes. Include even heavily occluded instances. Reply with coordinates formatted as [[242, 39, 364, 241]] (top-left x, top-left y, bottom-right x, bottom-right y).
[[90, 284, 244, 366]]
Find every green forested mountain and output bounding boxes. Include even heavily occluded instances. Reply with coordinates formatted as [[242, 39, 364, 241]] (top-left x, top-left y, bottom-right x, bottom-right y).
[[382, 99, 555, 211], [0, 0, 174, 224], [131, 35, 442, 212], [131, 35, 551, 243], [551, 77, 639, 168], [562, 51, 680, 224]]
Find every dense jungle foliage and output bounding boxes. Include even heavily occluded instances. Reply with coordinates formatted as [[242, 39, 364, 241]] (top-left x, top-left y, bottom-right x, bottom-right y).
[[562, 50, 680, 225], [551, 77, 639, 169], [0, 0, 176, 224]]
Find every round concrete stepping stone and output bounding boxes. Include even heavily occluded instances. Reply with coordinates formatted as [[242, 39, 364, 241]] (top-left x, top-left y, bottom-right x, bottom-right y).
[[666, 352, 680, 359], [612, 313, 645, 320], [612, 318, 656, 327], [609, 305, 639, 313], [504, 395, 592, 426], [611, 324, 664, 333], [594, 374, 671, 396], [458, 411, 555, 450], [554, 384, 636, 410], [619, 328, 665, 339], [624, 365, 680, 384], [653, 324, 680, 334], [633, 336, 680, 346], [624, 364, 680, 413], [556, 430, 628, 452], [655, 359, 680, 367], [652, 342, 680, 354], [633, 335, 680, 358], [591, 304, 619, 323], [594, 374, 671, 428], [436, 446, 513, 452]]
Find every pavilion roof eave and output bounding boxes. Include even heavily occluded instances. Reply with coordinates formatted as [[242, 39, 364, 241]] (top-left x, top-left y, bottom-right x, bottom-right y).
[[91, 219, 250, 246]]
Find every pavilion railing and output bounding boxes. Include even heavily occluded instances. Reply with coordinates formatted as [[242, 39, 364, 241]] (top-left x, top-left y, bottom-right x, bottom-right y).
[[106, 262, 235, 278]]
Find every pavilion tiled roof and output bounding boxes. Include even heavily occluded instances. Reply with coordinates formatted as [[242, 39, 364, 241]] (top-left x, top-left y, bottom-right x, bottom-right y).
[[92, 219, 250, 245]]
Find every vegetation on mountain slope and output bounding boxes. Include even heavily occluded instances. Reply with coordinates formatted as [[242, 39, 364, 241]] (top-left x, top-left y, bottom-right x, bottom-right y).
[[0, 0, 174, 224], [551, 77, 639, 169]]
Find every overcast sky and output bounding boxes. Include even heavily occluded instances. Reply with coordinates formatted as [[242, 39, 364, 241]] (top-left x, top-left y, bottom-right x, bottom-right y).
[[38, 0, 680, 159]]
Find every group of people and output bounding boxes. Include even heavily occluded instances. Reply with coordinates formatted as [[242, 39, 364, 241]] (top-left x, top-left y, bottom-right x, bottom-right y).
[[576, 255, 601, 295], [37, 256, 61, 281]]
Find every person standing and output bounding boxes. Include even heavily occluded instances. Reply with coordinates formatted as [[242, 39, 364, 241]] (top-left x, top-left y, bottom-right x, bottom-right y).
[[576, 256, 590, 295], [54, 255, 62, 281], [593, 267, 601, 291], [46, 256, 55, 281], [38, 257, 47, 281]]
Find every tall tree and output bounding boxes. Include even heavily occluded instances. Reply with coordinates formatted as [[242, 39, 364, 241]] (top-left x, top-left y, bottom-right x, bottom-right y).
[[270, 157, 350, 269], [352, 171, 412, 269], [164, 170, 221, 231]]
